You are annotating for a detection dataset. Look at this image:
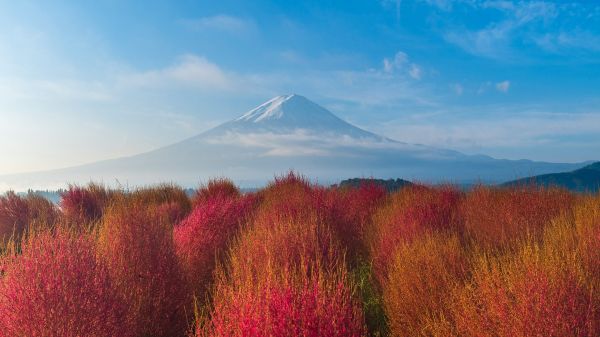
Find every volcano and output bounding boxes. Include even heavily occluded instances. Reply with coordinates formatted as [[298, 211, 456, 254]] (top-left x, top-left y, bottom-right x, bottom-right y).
[[0, 94, 589, 191]]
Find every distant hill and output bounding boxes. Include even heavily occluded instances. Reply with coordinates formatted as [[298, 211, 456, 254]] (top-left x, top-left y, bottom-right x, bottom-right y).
[[502, 162, 600, 193], [336, 178, 413, 192]]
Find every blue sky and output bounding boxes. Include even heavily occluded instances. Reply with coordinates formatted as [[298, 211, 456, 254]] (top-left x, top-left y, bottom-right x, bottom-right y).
[[0, 0, 599, 174]]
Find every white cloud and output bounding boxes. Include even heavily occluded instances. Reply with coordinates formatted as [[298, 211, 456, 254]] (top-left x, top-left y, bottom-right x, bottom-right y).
[[383, 51, 408, 73], [180, 15, 255, 34], [495, 80, 510, 92], [535, 30, 600, 53], [382, 51, 424, 80], [120, 54, 233, 90], [409, 64, 422, 79]]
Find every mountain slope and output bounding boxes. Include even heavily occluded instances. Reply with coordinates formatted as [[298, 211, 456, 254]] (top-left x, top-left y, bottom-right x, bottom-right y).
[[502, 162, 600, 192], [0, 94, 592, 191]]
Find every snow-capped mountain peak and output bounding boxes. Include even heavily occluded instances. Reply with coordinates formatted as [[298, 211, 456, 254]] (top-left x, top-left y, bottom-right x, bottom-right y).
[[219, 94, 386, 142], [236, 94, 333, 123], [236, 94, 295, 122]]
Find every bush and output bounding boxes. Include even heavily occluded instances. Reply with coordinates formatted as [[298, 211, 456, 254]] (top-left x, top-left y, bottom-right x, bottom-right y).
[[192, 178, 240, 206], [130, 184, 191, 224], [460, 185, 575, 249], [0, 191, 57, 248], [383, 233, 468, 337], [60, 183, 113, 226], [369, 185, 462, 284], [174, 193, 257, 300], [199, 267, 365, 337], [0, 230, 132, 337], [196, 174, 365, 336], [98, 196, 189, 337], [326, 182, 387, 261], [449, 241, 598, 337]]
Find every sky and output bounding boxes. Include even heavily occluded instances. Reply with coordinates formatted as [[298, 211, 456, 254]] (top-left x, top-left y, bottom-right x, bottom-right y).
[[0, 0, 599, 175]]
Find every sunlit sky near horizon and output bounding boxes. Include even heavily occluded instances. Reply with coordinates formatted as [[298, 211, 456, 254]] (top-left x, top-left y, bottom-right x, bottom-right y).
[[1, 0, 599, 175]]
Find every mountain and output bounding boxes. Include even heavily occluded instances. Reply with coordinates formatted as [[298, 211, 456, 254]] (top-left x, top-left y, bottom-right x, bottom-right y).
[[502, 162, 600, 193], [0, 94, 591, 191]]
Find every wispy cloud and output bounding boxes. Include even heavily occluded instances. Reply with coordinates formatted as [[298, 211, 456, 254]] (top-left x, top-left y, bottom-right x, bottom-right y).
[[119, 54, 234, 90], [432, 1, 600, 59], [382, 51, 424, 80], [495, 80, 510, 92], [409, 64, 422, 80], [378, 108, 600, 161]]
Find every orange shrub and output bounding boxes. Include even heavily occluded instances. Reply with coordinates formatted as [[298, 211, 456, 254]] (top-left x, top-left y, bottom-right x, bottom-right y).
[[130, 183, 191, 224], [460, 185, 575, 249], [573, 195, 600, 291], [98, 196, 189, 337], [450, 242, 598, 337], [198, 211, 364, 336], [369, 184, 462, 284], [383, 233, 468, 337], [196, 173, 366, 336]]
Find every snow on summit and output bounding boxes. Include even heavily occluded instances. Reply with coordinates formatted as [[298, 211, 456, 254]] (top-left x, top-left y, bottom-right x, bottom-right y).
[[218, 94, 387, 141]]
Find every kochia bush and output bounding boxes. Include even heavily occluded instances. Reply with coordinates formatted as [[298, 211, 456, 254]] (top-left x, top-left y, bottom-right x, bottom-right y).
[[0, 230, 132, 337], [449, 241, 598, 337], [60, 183, 112, 226], [200, 268, 366, 337], [174, 193, 257, 299], [98, 196, 188, 337], [459, 185, 575, 249], [0, 191, 57, 247], [369, 184, 462, 284]]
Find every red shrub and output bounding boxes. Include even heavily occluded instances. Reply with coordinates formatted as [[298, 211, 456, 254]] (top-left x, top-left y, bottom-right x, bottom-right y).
[[0, 230, 133, 337], [196, 174, 365, 336], [369, 184, 462, 284], [0, 192, 57, 246], [98, 197, 188, 337], [192, 178, 240, 206], [460, 185, 575, 249], [174, 193, 257, 298], [0, 192, 30, 244], [60, 184, 111, 226], [199, 268, 366, 337], [256, 171, 321, 224], [326, 182, 387, 260]]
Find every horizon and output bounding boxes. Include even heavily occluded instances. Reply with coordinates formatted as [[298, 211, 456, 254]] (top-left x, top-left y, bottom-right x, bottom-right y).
[[1, 1, 599, 177]]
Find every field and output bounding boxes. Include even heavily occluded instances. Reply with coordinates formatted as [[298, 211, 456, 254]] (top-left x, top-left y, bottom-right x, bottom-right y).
[[0, 173, 598, 337]]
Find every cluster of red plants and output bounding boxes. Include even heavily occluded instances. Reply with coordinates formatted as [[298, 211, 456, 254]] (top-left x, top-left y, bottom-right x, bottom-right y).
[[0, 175, 598, 337], [174, 179, 257, 300], [0, 229, 132, 337], [0, 191, 56, 247]]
